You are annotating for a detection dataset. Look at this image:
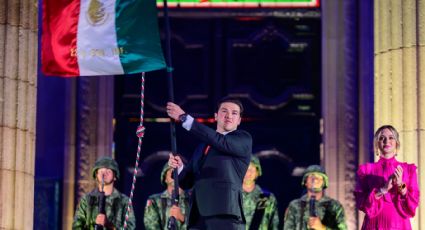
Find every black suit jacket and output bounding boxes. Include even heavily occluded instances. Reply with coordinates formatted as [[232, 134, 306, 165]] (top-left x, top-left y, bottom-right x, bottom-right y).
[[179, 121, 252, 224]]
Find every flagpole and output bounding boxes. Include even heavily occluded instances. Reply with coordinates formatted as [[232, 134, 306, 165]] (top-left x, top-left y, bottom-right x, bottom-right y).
[[162, 0, 179, 229], [163, 0, 176, 154]]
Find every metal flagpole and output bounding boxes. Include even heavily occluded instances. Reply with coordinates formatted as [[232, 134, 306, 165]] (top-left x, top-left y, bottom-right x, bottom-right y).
[[162, 0, 179, 229]]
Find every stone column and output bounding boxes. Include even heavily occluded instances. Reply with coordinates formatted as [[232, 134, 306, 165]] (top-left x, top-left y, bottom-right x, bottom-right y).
[[374, 0, 423, 229], [0, 0, 38, 229], [322, 0, 374, 229], [62, 79, 77, 230]]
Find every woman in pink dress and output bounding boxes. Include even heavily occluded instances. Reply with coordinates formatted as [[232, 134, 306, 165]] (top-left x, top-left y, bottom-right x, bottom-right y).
[[355, 125, 419, 229]]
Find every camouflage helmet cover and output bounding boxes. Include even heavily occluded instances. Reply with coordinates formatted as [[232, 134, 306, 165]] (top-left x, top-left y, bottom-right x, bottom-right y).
[[91, 156, 120, 180], [160, 163, 173, 186], [250, 155, 262, 177], [301, 164, 329, 189]]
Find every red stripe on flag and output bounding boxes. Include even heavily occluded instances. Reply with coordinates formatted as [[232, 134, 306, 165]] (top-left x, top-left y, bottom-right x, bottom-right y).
[[42, 0, 80, 77]]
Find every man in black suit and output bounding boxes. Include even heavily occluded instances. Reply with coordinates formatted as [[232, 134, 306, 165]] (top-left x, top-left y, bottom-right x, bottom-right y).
[[167, 97, 252, 230]]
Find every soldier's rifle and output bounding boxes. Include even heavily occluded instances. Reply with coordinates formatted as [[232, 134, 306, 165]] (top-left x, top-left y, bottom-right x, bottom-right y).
[[95, 174, 106, 230], [309, 195, 317, 217], [167, 167, 180, 230]]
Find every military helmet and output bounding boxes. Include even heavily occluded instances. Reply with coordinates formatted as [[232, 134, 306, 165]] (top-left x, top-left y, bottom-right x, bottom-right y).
[[160, 163, 173, 186], [250, 155, 262, 177], [91, 156, 120, 180], [301, 165, 328, 189]]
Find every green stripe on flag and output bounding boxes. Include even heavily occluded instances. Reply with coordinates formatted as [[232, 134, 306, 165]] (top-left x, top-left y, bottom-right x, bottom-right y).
[[116, 0, 166, 73]]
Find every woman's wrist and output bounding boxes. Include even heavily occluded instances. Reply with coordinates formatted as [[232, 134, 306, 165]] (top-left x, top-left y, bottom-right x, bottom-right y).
[[375, 187, 387, 199], [379, 187, 388, 195]]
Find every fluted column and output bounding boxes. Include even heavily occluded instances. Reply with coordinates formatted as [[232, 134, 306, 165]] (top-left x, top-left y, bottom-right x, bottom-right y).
[[374, 0, 423, 229], [419, 1, 425, 228], [322, 0, 374, 229], [0, 0, 38, 229]]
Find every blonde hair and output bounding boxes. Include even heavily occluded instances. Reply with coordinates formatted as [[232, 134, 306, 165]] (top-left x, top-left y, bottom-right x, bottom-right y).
[[373, 125, 400, 156]]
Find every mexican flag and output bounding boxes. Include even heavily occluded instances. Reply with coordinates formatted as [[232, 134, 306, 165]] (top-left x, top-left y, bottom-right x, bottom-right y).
[[41, 0, 166, 77]]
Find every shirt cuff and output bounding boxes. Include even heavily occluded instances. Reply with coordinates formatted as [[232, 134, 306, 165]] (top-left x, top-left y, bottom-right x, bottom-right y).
[[182, 115, 194, 131], [177, 165, 184, 174]]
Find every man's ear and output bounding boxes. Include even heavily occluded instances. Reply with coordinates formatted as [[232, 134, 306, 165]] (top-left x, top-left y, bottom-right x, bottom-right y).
[[214, 113, 218, 121]]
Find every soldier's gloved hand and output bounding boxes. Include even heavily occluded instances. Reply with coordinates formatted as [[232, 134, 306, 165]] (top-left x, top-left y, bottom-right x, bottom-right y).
[[96, 214, 115, 229], [169, 205, 185, 223], [96, 214, 107, 226], [308, 216, 326, 230]]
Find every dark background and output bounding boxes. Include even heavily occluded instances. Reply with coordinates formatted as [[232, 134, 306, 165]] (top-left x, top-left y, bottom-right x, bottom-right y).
[[114, 14, 321, 229]]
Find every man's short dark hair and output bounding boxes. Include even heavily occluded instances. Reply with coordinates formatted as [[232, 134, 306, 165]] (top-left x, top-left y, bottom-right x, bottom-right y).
[[216, 97, 244, 116]]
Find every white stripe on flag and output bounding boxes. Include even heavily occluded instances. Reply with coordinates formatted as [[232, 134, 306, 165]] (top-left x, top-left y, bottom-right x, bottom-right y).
[[77, 0, 124, 76]]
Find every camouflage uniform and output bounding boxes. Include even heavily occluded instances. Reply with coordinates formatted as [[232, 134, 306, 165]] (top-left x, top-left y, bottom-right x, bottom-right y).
[[283, 194, 347, 230], [243, 185, 279, 230], [144, 163, 190, 230], [72, 188, 136, 230], [283, 165, 347, 230], [72, 156, 136, 230], [143, 190, 190, 230]]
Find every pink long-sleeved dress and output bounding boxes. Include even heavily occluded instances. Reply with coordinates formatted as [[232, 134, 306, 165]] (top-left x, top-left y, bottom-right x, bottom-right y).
[[355, 156, 419, 230]]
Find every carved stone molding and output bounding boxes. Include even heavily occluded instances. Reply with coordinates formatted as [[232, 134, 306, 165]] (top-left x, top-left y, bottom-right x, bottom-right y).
[[76, 77, 98, 199], [74, 76, 115, 202]]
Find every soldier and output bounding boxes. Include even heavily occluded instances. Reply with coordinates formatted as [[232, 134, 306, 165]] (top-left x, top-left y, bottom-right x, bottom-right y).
[[243, 155, 279, 230], [73, 156, 136, 229], [283, 165, 347, 230], [144, 163, 190, 230]]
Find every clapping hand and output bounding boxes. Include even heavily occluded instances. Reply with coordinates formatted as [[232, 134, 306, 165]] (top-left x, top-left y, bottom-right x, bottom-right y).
[[377, 165, 405, 198], [376, 173, 394, 198], [393, 165, 404, 186]]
